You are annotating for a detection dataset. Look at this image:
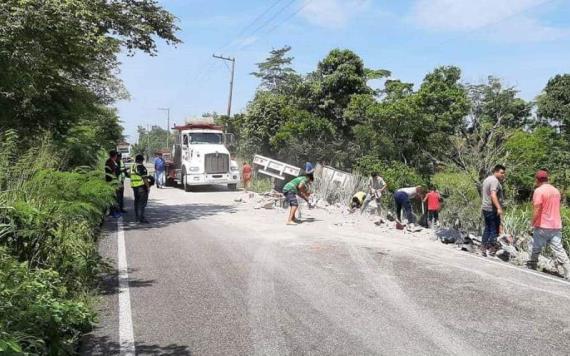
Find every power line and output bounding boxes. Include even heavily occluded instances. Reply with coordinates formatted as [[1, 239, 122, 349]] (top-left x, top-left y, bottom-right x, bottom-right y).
[[238, 0, 313, 50], [196, 0, 291, 86], [264, 0, 313, 37], [220, 0, 286, 50], [240, 0, 298, 42]]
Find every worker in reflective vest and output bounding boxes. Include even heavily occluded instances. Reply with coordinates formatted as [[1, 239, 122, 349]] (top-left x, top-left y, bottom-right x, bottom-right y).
[[130, 154, 150, 223]]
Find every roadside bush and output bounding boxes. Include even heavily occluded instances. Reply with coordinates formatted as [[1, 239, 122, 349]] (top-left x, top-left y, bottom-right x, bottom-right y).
[[562, 207, 570, 253], [250, 176, 273, 193], [502, 204, 532, 250], [0, 248, 95, 355], [432, 170, 481, 232], [0, 132, 115, 354], [354, 156, 425, 192]]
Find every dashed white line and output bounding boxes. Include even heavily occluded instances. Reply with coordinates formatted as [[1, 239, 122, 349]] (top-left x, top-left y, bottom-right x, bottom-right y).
[[117, 216, 136, 355]]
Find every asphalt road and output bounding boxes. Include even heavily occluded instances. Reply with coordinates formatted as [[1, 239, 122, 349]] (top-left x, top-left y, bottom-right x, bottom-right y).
[[82, 185, 570, 355]]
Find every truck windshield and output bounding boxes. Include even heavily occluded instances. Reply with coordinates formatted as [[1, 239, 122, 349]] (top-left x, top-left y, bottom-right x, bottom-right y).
[[189, 133, 223, 144]]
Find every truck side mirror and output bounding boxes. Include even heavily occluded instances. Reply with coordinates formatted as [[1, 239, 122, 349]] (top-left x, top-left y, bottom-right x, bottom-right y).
[[224, 133, 235, 146]]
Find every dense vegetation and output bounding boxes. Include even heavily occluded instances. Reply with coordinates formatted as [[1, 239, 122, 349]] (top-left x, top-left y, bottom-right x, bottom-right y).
[[228, 46, 570, 252], [0, 0, 179, 353]]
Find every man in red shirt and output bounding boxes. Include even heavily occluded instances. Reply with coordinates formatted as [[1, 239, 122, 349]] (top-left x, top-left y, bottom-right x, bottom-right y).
[[527, 170, 569, 279], [242, 162, 253, 191], [423, 186, 441, 227]]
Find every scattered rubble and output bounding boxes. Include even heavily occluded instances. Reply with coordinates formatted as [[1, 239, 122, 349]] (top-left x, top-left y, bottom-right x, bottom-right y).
[[234, 163, 568, 280]]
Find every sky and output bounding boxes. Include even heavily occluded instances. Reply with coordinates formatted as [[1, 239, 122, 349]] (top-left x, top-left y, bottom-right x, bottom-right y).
[[116, 0, 570, 143]]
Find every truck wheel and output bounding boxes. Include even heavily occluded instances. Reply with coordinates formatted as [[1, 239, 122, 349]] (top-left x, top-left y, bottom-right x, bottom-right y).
[[227, 183, 237, 191], [183, 170, 192, 192]]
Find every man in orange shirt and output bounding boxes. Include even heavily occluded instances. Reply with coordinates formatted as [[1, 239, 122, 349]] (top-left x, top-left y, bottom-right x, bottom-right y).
[[527, 170, 569, 279], [242, 161, 253, 191]]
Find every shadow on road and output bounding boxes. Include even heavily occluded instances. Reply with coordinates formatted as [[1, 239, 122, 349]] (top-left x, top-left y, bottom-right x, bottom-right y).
[[121, 199, 238, 232], [165, 184, 240, 193], [81, 335, 191, 355], [97, 266, 156, 296]]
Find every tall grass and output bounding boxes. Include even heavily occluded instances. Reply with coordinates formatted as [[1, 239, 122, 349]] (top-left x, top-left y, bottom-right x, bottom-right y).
[[0, 131, 115, 354]]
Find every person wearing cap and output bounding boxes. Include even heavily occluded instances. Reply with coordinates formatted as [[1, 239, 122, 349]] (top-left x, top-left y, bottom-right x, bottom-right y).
[[130, 154, 150, 223], [527, 170, 570, 279], [282, 169, 315, 225], [480, 164, 506, 257]]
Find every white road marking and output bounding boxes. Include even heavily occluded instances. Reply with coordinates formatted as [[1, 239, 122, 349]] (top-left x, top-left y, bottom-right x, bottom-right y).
[[328, 226, 570, 288], [462, 250, 570, 286], [118, 217, 136, 355]]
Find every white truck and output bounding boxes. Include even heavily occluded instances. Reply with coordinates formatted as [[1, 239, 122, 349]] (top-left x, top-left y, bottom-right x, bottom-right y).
[[165, 122, 240, 191], [116, 142, 132, 163]]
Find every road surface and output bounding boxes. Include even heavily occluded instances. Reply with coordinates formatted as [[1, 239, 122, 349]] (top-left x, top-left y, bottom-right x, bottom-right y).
[[82, 186, 570, 355]]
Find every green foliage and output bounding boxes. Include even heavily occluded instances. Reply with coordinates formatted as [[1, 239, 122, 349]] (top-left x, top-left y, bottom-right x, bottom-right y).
[[251, 46, 300, 94], [239, 91, 291, 159], [354, 156, 425, 191], [0, 248, 95, 355], [467, 77, 532, 130], [131, 126, 174, 160], [562, 207, 570, 253], [0, 132, 115, 354], [0, 0, 179, 150], [60, 106, 124, 168], [504, 128, 558, 199], [432, 170, 481, 232], [249, 176, 273, 194], [272, 109, 336, 164], [537, 74, 570, 136]]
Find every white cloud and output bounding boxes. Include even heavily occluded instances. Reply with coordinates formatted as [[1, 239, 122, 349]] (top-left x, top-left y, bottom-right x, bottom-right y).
[[409, 0, 569, 42], [300, 0, 370, 29]]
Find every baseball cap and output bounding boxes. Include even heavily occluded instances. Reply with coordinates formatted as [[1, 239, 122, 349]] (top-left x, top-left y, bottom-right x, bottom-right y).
[[535, 170, 549, 182]]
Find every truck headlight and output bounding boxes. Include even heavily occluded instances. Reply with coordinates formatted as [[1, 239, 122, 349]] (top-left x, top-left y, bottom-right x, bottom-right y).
[[189, 166, 199, 172]]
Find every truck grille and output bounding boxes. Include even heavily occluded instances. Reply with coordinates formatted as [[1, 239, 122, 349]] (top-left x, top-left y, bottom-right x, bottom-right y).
[[205, 153, 229, 174]]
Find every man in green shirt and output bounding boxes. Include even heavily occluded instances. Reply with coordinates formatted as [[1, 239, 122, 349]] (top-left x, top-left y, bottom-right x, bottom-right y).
[[282, 170, 314, 225]]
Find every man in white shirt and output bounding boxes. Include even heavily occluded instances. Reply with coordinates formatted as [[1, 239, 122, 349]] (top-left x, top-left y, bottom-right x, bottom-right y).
[[394, 186, 424, 224]]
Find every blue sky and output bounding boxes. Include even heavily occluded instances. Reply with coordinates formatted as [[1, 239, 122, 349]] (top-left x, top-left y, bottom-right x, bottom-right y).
[[117, 0, 570, 142]]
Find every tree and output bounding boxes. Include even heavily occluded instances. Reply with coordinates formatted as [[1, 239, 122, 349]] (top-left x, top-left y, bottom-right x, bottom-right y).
[[238, 92, 291, 159], [0, 0, 180, 144], [444, 77, 532, 183], [251, 46, 300, 94], [465, 77, 532, 132], [537, 74, 570, 135], [131, 126, 175, 161]]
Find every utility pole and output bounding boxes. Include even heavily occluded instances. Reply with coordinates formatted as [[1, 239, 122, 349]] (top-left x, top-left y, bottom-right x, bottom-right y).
[[146, 123, 150, 160], [158, 108, 170, 150], [212, 54, 235, 118]]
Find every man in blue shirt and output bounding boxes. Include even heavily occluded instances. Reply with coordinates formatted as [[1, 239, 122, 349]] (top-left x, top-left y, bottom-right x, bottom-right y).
[[154, 153, 166, 189]]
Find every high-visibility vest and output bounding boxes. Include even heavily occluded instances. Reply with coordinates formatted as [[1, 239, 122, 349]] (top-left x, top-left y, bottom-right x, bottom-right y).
[[130, 164, 145, 188]]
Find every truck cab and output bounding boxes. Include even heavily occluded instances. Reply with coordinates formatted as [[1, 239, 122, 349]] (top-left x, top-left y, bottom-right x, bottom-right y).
[[166, 123, 240, 191]]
